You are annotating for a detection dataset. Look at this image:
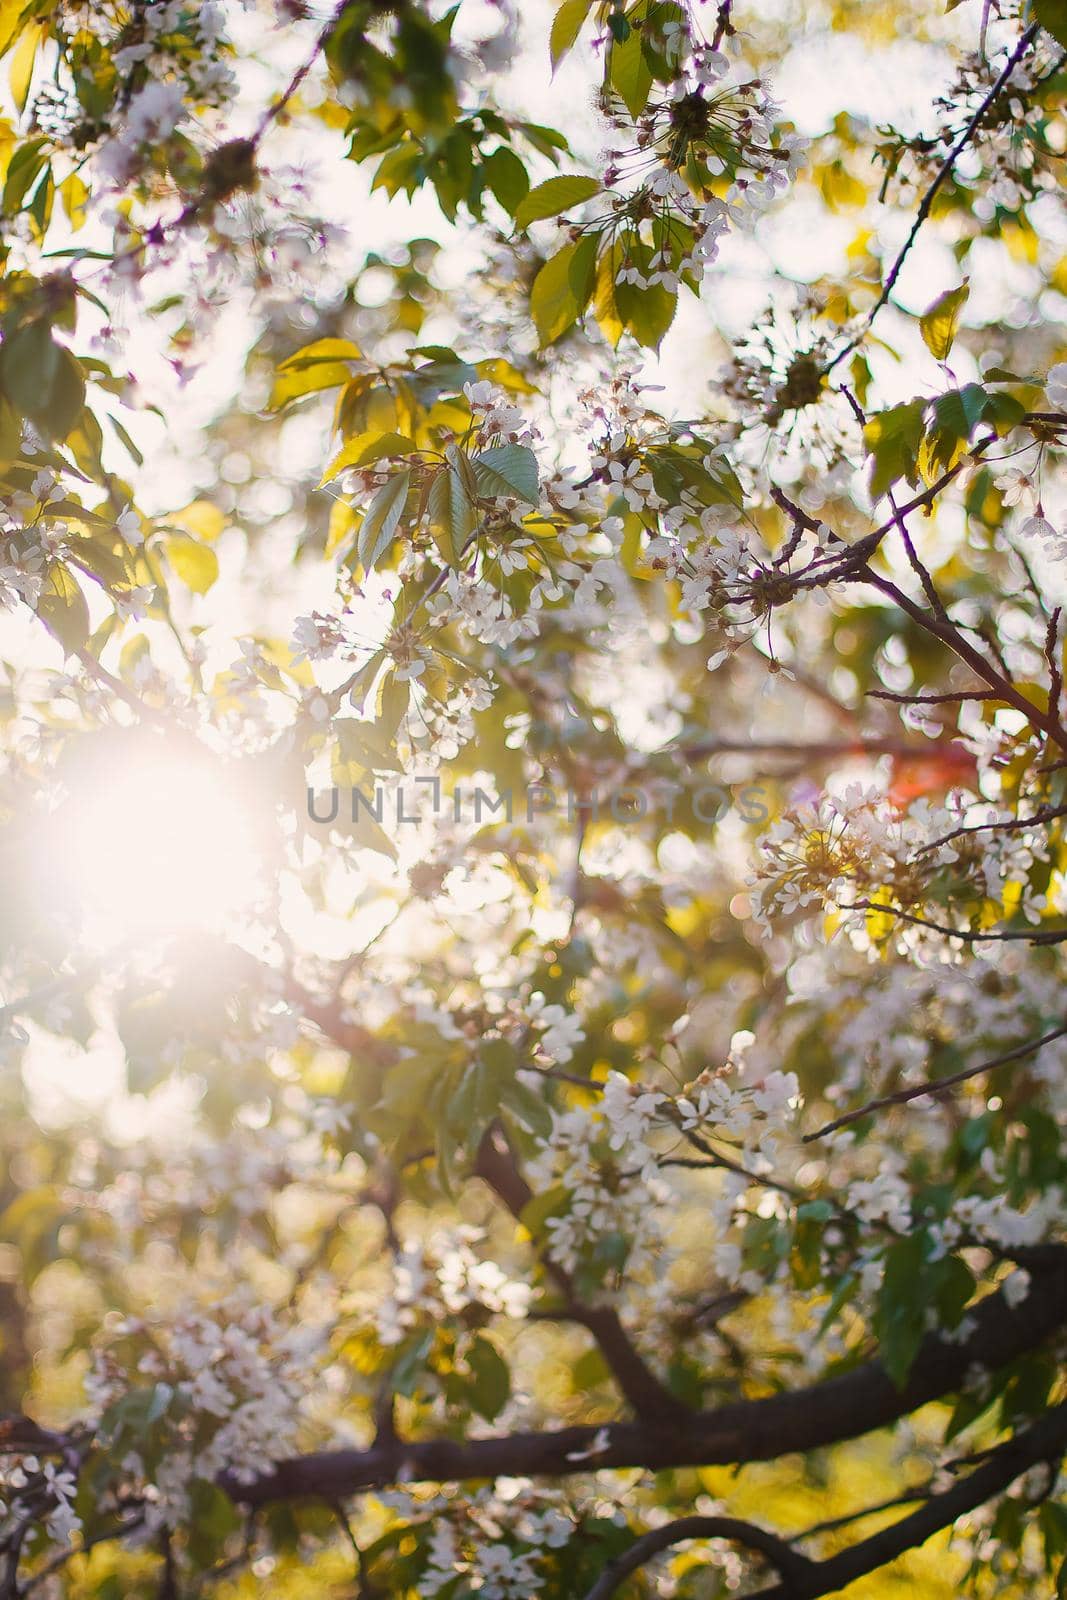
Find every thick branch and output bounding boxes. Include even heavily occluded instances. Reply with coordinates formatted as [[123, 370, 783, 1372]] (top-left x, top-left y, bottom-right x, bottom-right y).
[[224, 1251, 1067, 1506], [750, 1401, 1067, 1598]]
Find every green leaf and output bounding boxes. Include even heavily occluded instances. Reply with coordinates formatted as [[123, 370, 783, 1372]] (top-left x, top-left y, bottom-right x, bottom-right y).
[[36, 561, 89, 654], [609, 22, 653, 118], [187, 1478, 242, 1568], [920, 384, 988, 479], [471, 444, 539, 504], [863, 398, 926, 500], [1034, 0, 1067, 48], [530, 235, 599, 346], [427, 458, 476, 564], [919, 280, 969, 361], [614, 243, 678, 349], [0, 394, 17, 466], [358, 468, 411, 572], [1, 134, 47, 215], [519, 1182, 571, 1238], [550, 0, 594, 66], [514, 174, 601, 228], [875, 1232, 929, 1388], [502, 1074, 553, 1139], [47, 346, 85, 438], [0, 319, 56, 413], [465, 1334, 510, 1421], [108, 413, 144, 467], [320, 431, 415, 485], [164, 534, 219, 594], [483, 146, 530, 215]]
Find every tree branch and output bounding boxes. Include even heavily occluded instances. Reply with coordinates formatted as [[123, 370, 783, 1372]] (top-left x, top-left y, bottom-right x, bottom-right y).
[[804, 1020, 1067, 1140], [827, 23, 1039, 371], [853, 899, 1067, 946], [474, 1125, 689, 1422], [582, 1516, 815, 1600], [749, 1401, 1067, 1598], [223, 1251, 1067, 1506]]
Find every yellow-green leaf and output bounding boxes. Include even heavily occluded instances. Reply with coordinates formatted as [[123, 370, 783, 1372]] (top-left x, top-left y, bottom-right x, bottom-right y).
[[36, 562, 89, 655], [514, 174, 601, 229], [593, 239, 625, 348], [427, 459, 476, 564], [9, 22, 39, 115], [320, 431, 416, 486], [608, 23, 653, 119], [550, 0, 595, 68], [1034, 0, 1067, 48], [530, 235, 599, 346], [920, 280, 969, 362], [164, 534, 219, 594], [169, 500, 226, 542], [863, 399, 927, 500], [358, 468, 411, 572]]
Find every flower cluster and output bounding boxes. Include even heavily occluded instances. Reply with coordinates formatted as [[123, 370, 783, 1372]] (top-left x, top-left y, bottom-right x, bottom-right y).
[[85, 3, 236, 187], [370, 1232, 531, 1348], [601, 33, 808, 292], [382, 1482, 576, 1599], [0, 1452, 80, 1547], [85, 1295, 324, 1526]]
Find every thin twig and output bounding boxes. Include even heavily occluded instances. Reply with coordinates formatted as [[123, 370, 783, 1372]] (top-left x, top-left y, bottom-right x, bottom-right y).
[[804, 1021, 1067, 1141], [852, 898, 1067, 946], [827, 24, 1039, 371]]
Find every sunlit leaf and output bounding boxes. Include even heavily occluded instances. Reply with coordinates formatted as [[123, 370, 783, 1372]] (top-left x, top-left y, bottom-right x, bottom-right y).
[[550, 0, 595, 66], [919, 280, 969, 362], [36, 562, 89, 654], [513, 174, 601, 228], [471, 444, 539, 504], [358, 468, 411, 572], [164, 534, 219, 594], [529, 234, 599, 345]]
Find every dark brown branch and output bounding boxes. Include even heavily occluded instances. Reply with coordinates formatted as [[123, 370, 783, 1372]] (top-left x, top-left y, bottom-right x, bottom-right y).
[[804, 1021, 1067, 1140], [869, 688, 992, 704], [1045, 607, 1063, 721], [773, 473, 1067, 752], [474, 1126, 689, 1421], [749, 1400, 1067, 1598], [854, 899, 1067, 946], [913, 804, 1067, 856], [857, 570, 1067, 751], [710, 0, 733, 51], [223, 1251, 1067, 1506], [582, 1516, 815, 1600]]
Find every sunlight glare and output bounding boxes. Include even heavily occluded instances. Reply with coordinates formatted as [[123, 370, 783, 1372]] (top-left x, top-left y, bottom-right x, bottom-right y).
[[63, 746, 262, 946]]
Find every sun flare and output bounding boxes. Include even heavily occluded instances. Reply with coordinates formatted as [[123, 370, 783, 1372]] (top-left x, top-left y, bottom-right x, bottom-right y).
[[55, 743, 263, 946]]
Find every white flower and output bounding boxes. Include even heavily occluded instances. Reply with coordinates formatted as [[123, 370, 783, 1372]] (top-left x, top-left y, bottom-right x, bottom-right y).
[[1048, 362, 1067, 410], [526, 993, 585, 1063], [114, 584, 153, 622], [1019, 514, 1058, 548], [1002, 1269, 1031, 1309], [117, 505, 143, 545]]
